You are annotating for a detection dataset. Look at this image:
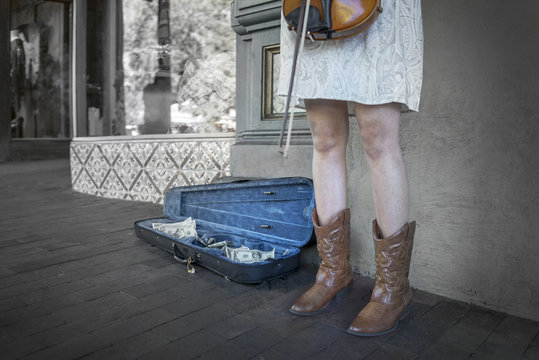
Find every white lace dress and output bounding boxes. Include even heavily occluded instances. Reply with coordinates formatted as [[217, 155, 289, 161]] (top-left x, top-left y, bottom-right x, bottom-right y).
[[277, 0, 423, 112]]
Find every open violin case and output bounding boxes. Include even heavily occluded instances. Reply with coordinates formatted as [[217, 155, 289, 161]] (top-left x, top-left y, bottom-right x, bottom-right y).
[[135, 177, 315, 283]]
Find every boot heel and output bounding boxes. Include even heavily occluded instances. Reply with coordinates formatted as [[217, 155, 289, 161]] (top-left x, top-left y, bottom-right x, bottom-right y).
[[399, 303, 412, 320], [336, 283, 352, 298]]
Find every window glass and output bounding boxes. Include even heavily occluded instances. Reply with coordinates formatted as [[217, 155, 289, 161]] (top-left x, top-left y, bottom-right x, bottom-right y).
[[9, 0, 71, 138], [122, 0, 236, 135]]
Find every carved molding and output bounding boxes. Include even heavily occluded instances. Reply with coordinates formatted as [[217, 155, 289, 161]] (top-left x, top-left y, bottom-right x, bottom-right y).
[[232, 0, 282, 34]]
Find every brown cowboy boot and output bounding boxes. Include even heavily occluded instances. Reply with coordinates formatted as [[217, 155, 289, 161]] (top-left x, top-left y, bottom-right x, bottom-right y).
[[290, 208, 353, 315], [347, 219, 416, 336]]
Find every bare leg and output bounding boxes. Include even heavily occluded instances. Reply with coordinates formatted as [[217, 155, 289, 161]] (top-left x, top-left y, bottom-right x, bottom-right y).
[[289, 98, 353, 316], [305, 99, 350, 226], [354, 102, 409, 237]]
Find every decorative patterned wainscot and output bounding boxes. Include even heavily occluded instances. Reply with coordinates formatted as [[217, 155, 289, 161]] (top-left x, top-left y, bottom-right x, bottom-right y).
[[70, 134, 235, 204]]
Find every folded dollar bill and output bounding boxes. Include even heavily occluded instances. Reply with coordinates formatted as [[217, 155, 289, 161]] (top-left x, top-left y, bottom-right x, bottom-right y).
[[223, 245, 275, 264], [207, 241, 231, 249]]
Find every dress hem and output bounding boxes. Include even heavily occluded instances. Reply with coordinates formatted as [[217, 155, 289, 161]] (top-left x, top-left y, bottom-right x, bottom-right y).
[[276, 92, 419, 113]]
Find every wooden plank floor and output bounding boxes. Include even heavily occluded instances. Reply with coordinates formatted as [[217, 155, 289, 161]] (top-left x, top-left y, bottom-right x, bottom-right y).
[[0, 160, 538, 359]]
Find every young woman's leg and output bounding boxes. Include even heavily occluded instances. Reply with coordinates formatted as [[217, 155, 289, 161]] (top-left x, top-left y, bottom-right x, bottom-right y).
[[354, 102, 408, 237], [289, 98, 353, 316], [348, 102, 415, 337], [305, 98, 350, 225]]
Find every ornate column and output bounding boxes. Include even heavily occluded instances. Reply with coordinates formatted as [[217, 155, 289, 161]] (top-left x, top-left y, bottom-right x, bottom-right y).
[[141, 0, 172, 134]]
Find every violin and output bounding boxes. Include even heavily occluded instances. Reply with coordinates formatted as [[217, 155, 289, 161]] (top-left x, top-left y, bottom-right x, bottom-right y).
[[282, 0, 382, 41]]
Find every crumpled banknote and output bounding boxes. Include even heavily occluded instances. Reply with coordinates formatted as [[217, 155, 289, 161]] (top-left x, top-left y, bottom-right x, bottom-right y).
[[196, 234, 231, 249], [152, 217, 198, 239], [152, 219, 282, 264]]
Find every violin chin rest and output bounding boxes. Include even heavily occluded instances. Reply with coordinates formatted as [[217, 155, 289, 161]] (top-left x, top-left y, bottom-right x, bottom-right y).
[[285, 6, 328, 33]]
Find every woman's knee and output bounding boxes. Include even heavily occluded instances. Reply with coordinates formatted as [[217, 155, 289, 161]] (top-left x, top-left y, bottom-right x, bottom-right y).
[[355, 104, 401, 161], [360, 125, 401, 161], [306, 99, 349, 155], [358, 123, 384, 156], [312, 130, 347, 155]]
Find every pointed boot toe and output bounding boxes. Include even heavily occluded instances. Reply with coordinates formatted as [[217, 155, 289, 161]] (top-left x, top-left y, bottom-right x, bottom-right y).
[[347, 220, 416, 337], [289, 299, 322, 316], [289, 291, 317, 315], [347, 302, 406, 336], [289, 209, 353, 316]]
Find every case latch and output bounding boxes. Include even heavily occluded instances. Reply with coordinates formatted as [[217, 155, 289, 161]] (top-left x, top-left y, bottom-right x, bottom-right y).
[[187, 256, 196, 274]]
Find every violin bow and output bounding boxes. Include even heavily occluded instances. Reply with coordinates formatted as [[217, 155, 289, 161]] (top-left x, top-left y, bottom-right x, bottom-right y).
[[279, 0, 311, 158]]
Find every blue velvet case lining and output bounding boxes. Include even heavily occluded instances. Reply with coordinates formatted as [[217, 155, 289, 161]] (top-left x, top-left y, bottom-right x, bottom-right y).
[[136, 217, 300, 264], [163, 178, 315, 248], [139, 177, 315, 265]]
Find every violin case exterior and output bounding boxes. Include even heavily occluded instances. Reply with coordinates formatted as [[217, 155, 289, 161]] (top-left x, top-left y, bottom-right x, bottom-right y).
[[135, 177, 315, 283]]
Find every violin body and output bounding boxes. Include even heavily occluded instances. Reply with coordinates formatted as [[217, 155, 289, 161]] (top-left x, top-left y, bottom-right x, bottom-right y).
[[282, 0, 382, 40]]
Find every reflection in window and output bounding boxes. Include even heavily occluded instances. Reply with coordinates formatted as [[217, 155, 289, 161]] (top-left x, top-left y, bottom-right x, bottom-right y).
[[123, 0, 236, 135], [9, 0, 71, 138]]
